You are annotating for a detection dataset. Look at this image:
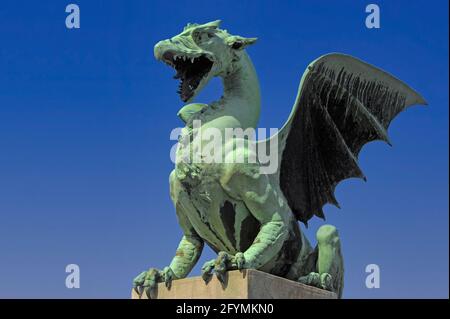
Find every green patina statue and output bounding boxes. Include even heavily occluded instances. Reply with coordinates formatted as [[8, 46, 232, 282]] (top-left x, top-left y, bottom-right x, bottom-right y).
[[133, 20, 426, 298]]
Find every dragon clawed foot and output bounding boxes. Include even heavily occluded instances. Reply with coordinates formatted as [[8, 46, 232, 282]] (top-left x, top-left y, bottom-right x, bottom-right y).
[[298, 272, 334, 291], [133, 266, 176, 298], [201, 251, 246, 284]]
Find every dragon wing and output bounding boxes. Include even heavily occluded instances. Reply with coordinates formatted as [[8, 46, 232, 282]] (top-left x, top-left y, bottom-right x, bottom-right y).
[[260, 53, 427, 225]]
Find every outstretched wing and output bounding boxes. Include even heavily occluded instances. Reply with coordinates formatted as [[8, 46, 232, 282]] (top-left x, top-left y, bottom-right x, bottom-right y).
[[274, 53, 427, 225]]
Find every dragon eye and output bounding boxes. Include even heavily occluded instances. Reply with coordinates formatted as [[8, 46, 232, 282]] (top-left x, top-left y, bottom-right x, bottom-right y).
[[192, 31, 200, 40], [193, 31, 214, 43]]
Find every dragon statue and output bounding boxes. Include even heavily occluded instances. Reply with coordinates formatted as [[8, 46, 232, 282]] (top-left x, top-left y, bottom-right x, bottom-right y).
[[133, 20, 426, 298]]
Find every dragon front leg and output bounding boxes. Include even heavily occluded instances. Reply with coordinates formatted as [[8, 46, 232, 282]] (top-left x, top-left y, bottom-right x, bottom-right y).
[[133, 234, 203, 298], [210, 162, 291, 282], [133, 174, 205, 299], [133, 169, 206, 298]]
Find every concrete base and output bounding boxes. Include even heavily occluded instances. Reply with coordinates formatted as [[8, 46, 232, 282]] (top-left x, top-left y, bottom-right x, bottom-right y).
[[131, 269, 337, 299]]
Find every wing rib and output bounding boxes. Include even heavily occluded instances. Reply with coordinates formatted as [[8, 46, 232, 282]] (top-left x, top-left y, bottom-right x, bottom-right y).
[[277, 54, 426, 224]]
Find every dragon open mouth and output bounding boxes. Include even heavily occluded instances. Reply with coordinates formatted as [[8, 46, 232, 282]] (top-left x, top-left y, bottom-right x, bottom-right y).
[[162, 51, 214, 102]]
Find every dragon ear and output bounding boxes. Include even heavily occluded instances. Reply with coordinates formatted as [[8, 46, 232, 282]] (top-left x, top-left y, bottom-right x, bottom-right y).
[[203, 20, 221, 29], [226, 35, 258, 50], [184, 20, 221, 32], [195, 20, 221, 32]]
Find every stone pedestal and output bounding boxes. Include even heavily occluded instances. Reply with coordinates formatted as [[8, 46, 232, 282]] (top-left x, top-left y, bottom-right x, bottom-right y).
[[131, 269, 337, 299]]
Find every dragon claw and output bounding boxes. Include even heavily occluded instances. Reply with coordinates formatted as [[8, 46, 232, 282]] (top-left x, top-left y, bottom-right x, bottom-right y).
[[214, 252, 230, 283], [201, 260, 215, 282], [133, 267, 172, 299], [216, 251, 237, 283], [235, 252, 245, 270], [320, 273, 333, 291], [133, 271, 147, 287], [143, 268, 162, 298], [162, 266, 175, 289], [298, 272, 321, 287], [133, 271, 147, 295], [201, 251, 245, 284], [298, 272, 334, 292]]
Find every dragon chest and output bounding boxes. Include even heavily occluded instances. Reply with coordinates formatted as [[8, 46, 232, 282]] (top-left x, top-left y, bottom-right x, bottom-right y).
[[174, 162, 260, 253]]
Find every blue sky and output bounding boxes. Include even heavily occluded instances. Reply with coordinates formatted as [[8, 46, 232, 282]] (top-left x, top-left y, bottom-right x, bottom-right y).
[[0, 0, 448, 298]]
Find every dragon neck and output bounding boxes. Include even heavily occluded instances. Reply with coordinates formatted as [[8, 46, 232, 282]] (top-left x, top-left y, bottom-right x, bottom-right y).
[[219, 52, 261, 129]]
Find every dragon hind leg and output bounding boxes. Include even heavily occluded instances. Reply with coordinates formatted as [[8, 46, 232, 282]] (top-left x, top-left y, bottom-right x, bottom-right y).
[[297, 225, 344, 298]]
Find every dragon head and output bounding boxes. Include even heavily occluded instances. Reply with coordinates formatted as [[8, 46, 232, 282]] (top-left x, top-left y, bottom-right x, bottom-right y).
[[154, 20, 257, 102]]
